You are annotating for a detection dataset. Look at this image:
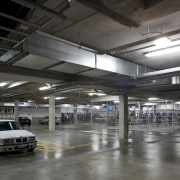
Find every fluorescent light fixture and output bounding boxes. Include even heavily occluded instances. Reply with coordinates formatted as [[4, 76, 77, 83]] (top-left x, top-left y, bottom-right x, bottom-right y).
[[153, 37, 180, 48], [28, 100, 34, 103], [148, 97, 159, 101], [96, 93, 106, 96], [39, 86, 50, 91], [8, 81, 28, 88], [113, 100, 119, 103], [153, 37, 171, 47], [43, 96, 66, 100], [43, 96, 49, 100], [144, 102, 156, 106], [4, 103, 14, 106], [55, 97, 66, 100], [0, 82, 9, 87], [63, 104, 71, 107], [175, 101, 180, 104], [89, 93, 95, 96], [145, 46, 180, 57]]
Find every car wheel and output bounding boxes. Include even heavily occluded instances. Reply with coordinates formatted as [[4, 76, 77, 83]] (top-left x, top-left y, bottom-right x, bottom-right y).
[[27, 148, 35, 152]]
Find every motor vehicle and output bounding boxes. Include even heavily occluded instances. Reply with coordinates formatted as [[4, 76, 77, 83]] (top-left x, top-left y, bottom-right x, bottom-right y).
[[18, 117, 31, 126], [39, 116, 60, 125], [0, 119, 37, 152], [93, 116, 106, 122]]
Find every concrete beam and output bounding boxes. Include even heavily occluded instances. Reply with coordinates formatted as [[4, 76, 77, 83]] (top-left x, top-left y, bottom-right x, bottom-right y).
[[91, 96, 119, 103]]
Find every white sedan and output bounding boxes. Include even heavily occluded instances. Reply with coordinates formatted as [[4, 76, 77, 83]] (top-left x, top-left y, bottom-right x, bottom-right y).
[[0, 119, 37, 152]]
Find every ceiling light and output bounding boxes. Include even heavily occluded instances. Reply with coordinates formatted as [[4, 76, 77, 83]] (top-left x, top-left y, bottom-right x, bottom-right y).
[[148, 97, 159, 101], [55, 97, 66, 100], [28, 100, 34, 103], [113, 100, 119, 103], [145, 46, 180, 57], [8, 81, 28, 88], [0, 82, 9, 87], [39, 86, 50, 91], [43, 96, 49, 100], [153, 37, 171, 47], [144, 103, 156, 106], [89, 93, 95, 96], [96, 93, 106, 96]]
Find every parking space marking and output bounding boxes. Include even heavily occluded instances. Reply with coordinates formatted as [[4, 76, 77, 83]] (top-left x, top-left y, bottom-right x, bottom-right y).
[[36, 139, 107, 152], [37, 139, 72, 148]]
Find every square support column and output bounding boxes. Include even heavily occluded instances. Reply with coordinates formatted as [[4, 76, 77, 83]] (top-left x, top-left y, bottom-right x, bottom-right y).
[[73, 103, 78, 125], [14, 100, 19, 122], [118, 95, 128, 140], [49, 95, 55, 131]]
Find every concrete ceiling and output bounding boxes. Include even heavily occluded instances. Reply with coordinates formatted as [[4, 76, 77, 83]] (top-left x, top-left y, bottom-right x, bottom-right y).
[[1, 0, 180, 104]]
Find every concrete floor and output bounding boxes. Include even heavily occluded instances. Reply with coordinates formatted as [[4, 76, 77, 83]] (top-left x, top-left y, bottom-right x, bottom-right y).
[[1, 123, 180, 180]]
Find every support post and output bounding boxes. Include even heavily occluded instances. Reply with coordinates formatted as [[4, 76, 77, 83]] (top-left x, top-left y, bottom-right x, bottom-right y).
[[49, 95, 55, 131], [73, 103, 78, 125], [118, 95, 128, 139], [14, 100, 19, 121]]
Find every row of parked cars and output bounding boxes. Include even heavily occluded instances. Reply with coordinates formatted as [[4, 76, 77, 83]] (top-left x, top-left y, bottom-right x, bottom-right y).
[[39, 116, 61, 125], [18, 116, 61, 126]]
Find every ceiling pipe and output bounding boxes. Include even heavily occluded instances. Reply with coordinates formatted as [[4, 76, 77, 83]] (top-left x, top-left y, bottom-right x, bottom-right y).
[[11, 0, 67, 20], [0, 26, 28, 36], [0, 12, 41, 29], [0, 36, 19, 43]]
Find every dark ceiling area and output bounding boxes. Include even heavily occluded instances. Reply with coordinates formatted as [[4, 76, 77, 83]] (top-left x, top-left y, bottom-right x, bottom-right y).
[[1, 0, 180, 104], [0, 0, 33, 36]]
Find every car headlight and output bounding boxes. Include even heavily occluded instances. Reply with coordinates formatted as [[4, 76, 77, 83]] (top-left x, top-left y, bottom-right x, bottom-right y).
[[2, 139, 14, 144], [29, 136, 36, 142]]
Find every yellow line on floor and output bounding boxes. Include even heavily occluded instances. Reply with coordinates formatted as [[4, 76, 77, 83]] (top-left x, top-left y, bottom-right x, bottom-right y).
[[37, 139, 72, 148]]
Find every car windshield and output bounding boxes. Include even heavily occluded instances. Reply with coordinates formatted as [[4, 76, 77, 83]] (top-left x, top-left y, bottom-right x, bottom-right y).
[[0, 121, 23, 131]]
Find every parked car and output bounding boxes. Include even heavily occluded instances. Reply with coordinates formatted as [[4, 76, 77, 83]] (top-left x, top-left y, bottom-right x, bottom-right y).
[[93, 116, 106, 122], [0, 119, 37, 152], [39, 116, 60, 125], [18, 117, 31, 126]]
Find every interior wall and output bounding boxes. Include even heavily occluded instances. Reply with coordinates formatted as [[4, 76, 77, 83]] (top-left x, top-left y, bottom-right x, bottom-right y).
[[18, 106, 86, 118], [156, 104, 180, 110]]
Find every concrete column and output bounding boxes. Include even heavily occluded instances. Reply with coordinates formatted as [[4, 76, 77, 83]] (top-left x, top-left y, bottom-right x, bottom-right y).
[[73, 103, 78, 125], [14, 100, 19, 121], [118, 95, 128, 139], [49, 95, 55, 131], [59, 107, 62, 124]]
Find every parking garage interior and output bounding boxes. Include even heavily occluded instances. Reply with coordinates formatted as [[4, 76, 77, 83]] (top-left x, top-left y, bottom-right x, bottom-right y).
[[1, 0, 180, 179]]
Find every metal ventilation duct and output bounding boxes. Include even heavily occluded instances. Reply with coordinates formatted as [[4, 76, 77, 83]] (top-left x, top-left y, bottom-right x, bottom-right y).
[[23, 32, 153, 77]]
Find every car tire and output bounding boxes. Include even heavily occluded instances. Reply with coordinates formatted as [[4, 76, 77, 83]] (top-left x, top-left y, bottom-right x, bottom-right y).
[[27, 148, 35, 152]]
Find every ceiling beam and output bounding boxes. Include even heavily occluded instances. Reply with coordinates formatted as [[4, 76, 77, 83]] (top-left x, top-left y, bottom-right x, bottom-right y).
[[0, 36, 19, 43], [143, 0, 164, 9], [0, 12, 41, 29], [0, 26, 28, 36], [0, 62, 114, 86], [11, 0, 66, 20], [77, 0, 139, 27], [105, 28, 180, 53]]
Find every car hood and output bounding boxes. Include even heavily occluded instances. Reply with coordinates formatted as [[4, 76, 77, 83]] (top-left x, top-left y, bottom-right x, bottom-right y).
[[0, 130, 35, 139]]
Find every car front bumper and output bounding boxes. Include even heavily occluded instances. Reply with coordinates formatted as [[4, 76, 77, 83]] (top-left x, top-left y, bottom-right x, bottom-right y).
[[0, 141, 37, 152]]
